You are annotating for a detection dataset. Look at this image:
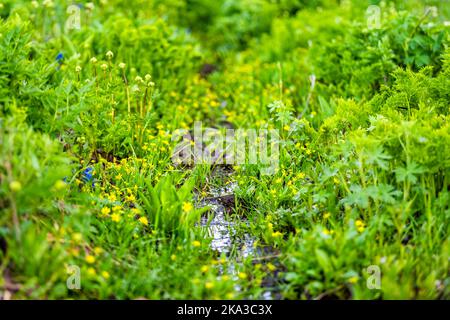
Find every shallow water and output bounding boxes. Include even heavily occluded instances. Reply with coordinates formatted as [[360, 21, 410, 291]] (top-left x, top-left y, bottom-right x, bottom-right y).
[[198, 182, 256, 257], [197, 180, 282, 299]]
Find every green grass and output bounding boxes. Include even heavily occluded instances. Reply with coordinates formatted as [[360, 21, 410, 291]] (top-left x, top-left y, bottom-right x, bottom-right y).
[[0, 0, 449, 300]]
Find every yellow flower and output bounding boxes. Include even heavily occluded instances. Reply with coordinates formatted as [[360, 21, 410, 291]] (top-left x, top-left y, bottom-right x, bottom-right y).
[[348, 276, 359, 284], [111, 213, 120, 223], [201, 265, 209, 273], [9, 181, 22, 192], [205, 282, 214, 289], [94, 247, 103, 255], [192, 240, 201, 247], [72, 233, 83, 243], [85, 255, 96, 264], [101, 271, 110, 279], [267, 263, 276, 272], [87, 267, 96, 276], [323, 212, 331, 219], [271, 231, 283, 238], [222, 275, 230, 281], [238, 272, 247, 280], [126, 194, 136, 202], [170, 254, 177, 261], [101, 207, 111, 215], [112, 205, 122, 212], [355, 219, 366, 233], [115, 173, 122, 180], [182, 201, 194, 213], [355, 219, 365, 227], [226, 292, 235, 299], [54, 180, 67, 191], [138, 216, 149, 226]]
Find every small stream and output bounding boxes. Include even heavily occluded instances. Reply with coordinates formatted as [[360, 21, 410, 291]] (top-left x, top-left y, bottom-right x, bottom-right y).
[[196, 176, 282, 299]]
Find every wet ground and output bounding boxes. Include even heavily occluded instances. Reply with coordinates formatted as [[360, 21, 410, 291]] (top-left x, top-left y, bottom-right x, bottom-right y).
[[195, 168, 283, 299]]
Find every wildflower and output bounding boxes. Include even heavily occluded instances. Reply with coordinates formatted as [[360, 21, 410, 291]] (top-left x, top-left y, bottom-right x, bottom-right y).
[[90, 57, 98, 64], [115, 173, 122, 180], [238, 272, 247, 280], [101, 63, 108, 70], [108, 193, 117, 202], [205, 282, 214, 289], [126, 194, 136, 202], [75, 65, 82, 73], [192, 240, 201, 247], [271, 231, 283, 238], [101, 271, 110, 279], [9, 181, 22, 192], [222, 275, 230, 281], [94, 247, 103, 255], [323, 212, 331, 219], [111, 213, 120, 222], [201, 265, 209, 273], [72, 233, 83, 243], [149, 81, 155, 87], [54, 180, 66, 191], [112, 205, 122, 212], [101, 207, 111, 215], [81, 167, 94, 183], [106, 51, 114, 59], [226, 292, 234, 299], [31, 1, 39, 8], [144, 74, 152, 82], [56, 52, 64, 63], [348, 276, 359, 284], [138, 216, 148, 226], [182, 201, 193, 213], [135, 76, 143, 83], [283, 124, 290, 131], [170, 254, 177, 261], [85, 255, 96, 264], [119, 62, 126, 69], [267, 263, 276, 272], [355, 219, 366, 233], [87, 268, 96, 276]]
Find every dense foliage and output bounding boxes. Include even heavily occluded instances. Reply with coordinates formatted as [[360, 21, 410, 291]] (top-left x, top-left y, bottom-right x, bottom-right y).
[[0, 0, 449, 299]]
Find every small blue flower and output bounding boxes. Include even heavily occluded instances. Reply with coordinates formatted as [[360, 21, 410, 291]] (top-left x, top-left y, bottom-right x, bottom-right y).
[[81, 167, 95, 188], [56, 52, 64, 63]]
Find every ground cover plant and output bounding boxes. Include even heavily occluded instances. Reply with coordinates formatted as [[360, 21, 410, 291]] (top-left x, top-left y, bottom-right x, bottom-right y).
[[0, 0, 449, 300]]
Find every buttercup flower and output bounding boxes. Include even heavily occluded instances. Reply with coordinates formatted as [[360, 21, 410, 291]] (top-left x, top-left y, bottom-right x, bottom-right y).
[[182, 201, 193, 212]]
